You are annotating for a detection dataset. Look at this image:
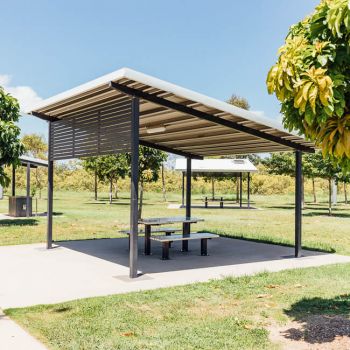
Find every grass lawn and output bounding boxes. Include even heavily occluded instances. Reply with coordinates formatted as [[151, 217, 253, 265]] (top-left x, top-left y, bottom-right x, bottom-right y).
[[0, 190, 349, 255], [6, 263, 350, 350]]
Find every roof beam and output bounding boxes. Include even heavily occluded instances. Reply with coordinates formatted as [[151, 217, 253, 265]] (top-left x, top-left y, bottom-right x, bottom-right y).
[[110, 81, 314, 153], [139, 140, 203, 159], [31, 112, 59, 122]]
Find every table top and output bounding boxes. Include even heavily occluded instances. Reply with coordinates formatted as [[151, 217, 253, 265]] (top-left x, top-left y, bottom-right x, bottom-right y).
[[139, 216, 204, 225]]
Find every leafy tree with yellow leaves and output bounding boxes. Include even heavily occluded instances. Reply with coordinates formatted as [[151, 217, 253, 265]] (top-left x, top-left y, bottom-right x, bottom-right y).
[[267, 0, 350, 171]]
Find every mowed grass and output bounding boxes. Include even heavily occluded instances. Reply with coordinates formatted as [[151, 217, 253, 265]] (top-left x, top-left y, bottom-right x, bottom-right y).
[[6, 263, 350, 350], [0, 190, 349, 254]]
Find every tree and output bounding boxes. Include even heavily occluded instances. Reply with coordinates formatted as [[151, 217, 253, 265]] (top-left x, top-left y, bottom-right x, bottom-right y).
[[161, 162, 167, 202], [22, 134, 48, 198], [81, 157, 99, 200], [127, 146, 167, 219], [0, 87, 24, 187], [263, 152, 306, 207], [303, 153, 320, 203], [82, 155, 128, 203], [338, 173, 350, 204], [22, 134, 47, 159], [227, 94, 250, 110], [312, 152, 340, 215], [267, 0, 350, 171]]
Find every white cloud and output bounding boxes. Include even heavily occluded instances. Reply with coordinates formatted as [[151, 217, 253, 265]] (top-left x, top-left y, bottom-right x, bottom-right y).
[[0, 74, 42, 113]]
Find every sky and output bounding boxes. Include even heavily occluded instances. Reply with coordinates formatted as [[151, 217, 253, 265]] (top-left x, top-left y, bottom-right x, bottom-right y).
[[0, 0, 320, 139]]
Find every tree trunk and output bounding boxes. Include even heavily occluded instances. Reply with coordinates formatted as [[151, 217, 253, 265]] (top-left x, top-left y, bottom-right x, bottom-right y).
[[36, 169, 42, 199], [113, 180, 119, 199], [94, 171, 98, 201], [211, 178, 215, 200], [344, 182, 348, 204], [161, 163, 167, 202], [138, 181, 144, 220], [109, 179, 113, 204], [312, 177, 317, 203], [328, 178, 332, 216]]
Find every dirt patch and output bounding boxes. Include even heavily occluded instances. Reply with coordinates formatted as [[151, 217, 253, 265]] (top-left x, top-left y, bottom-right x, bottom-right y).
[[269, 315, 350, 350]]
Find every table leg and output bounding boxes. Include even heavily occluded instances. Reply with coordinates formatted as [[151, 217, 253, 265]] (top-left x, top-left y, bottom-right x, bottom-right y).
[[166, 231, 172, 248], [182, 222, 190, 252], [162, 242, 170, 260], [144, 224, 151, 255], [201, 238, 208, 256]]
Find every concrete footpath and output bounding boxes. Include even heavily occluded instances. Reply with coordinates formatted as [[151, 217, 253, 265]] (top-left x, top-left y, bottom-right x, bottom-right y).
[[0, 310, 47, 350]]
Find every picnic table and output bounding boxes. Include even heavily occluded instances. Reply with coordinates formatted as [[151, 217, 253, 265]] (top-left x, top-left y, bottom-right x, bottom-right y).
[[138, 216, 204, 255]]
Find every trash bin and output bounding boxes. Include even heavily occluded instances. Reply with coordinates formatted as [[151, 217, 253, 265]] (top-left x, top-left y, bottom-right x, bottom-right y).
[[8, 196, 32, 217]]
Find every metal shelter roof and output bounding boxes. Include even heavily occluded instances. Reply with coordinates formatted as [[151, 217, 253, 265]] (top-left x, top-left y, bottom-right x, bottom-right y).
[[19, 156, 48, 168], [175, 158, 258, 173], [28, 67, 315, 158]]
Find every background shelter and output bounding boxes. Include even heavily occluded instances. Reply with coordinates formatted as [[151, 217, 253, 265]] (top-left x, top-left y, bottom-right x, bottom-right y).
[[175, 158, 258, 208], [10, 156, 48, 217], [28, 67, 315, 278]]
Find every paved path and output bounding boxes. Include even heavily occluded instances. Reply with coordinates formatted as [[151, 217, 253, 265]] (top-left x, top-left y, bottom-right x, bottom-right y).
[[0, 310, 47, 350]]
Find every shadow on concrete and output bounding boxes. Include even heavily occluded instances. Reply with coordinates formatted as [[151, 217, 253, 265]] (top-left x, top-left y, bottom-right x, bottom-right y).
[[58, 236, 327, 275]]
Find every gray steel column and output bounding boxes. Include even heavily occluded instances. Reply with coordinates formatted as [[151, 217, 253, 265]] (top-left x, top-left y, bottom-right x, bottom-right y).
[[186, 157, 191, 218], [130, 97, 139, 278], [182, 157, 191, 251], [295, 150, 302, 257], [247, 172, 251, 208], [47, 122, 54, 249], [181, 172, 185, 207], [12, 166, 16, 196], [239, 172, 243, 208], [26, 163, 31, 217]]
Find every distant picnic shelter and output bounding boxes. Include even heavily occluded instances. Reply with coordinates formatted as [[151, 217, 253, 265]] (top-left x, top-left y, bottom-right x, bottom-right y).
[[28, 68, 315, 278], [175, 158, 258, 208]]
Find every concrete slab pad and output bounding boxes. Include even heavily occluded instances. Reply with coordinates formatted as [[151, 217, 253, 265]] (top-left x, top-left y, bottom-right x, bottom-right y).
[[0, 237, 349, 309]]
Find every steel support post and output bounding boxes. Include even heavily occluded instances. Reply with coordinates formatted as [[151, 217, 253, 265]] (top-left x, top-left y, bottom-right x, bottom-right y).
[[130, 97, 139, 278], [247, 172, 251, 208], [295, 151, 302, 257], [239, 172, 243, 208], [26, 163, 31, 217], [47, 122, 54, 249], [181, 172, 185, 207], [12, 166, 16, 196], [182, 157, 191, 251]]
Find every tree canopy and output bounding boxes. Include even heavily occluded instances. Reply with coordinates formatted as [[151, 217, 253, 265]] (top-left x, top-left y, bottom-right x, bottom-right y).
[[22, 133, 48, 159], [0, 87, 24, 186], [267, 0, 350, 171], [227, 94, 250, 110]]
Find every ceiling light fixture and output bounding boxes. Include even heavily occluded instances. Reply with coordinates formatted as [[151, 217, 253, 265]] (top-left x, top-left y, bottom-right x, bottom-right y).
[[146, 126, 166, 134]]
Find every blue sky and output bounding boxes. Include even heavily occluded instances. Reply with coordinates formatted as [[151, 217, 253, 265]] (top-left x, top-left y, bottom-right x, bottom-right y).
[[1, 0, 319, 138]]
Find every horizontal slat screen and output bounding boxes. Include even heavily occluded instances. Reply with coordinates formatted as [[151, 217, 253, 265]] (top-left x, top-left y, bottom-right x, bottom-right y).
[[50, 98, 132, 160]]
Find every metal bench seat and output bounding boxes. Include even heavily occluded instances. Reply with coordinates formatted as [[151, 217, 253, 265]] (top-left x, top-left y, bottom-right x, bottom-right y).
[[151, 232, 219, 260]]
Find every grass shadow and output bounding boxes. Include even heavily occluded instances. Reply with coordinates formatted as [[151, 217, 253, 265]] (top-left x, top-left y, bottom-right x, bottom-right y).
[[282, 295, 350, 344], [303, 211, 350, 218], [0, 219, 39, 226]]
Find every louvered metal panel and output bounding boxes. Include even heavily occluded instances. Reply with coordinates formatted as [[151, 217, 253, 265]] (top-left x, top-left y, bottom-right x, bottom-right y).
[[49, 98, 132, 160]]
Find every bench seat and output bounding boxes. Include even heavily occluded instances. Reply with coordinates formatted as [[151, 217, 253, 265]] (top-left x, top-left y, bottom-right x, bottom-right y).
[[150, 232, 219, 259]]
